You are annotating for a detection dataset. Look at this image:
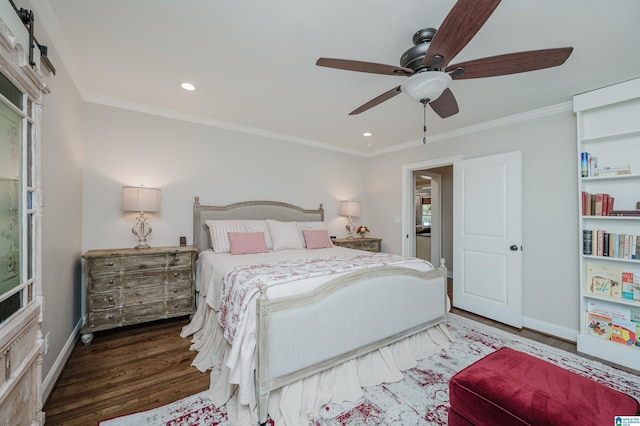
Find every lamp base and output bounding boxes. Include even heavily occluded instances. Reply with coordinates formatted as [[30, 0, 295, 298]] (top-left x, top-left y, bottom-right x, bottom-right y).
[[345, 216, 355, 239], [132, 213, 153, 249]]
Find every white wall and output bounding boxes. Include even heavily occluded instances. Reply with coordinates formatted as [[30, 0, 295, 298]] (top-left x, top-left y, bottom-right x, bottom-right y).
[[36, 22, 85, 396], [82, 103, 368, 252], [366, 108, 580, 338]]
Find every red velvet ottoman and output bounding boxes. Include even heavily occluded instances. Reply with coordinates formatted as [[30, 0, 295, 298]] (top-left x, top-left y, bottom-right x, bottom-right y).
[[448, 347, 640, 426]]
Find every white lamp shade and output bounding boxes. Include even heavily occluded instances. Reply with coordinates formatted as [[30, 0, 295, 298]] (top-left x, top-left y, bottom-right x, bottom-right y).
[[401, 71, 452, 103], [121, 186, 161, 212], [339, 200, 361, 217]]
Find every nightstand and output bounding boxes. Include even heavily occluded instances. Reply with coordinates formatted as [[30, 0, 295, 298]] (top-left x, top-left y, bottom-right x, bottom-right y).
[[80, 245, 197, 345], [332, 237, 382, 253]]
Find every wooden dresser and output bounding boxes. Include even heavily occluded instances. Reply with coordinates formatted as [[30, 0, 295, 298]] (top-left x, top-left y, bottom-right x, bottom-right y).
[[81, 246, 197, 345], [332, 237, 382, 253]]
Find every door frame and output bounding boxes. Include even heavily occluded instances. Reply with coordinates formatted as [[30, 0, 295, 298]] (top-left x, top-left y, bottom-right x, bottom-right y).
[[402, 155, 462, 261]]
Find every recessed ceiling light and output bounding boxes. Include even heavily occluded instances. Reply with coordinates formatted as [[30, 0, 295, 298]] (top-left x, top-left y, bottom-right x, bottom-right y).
[[362, 132, 373, 137], [180, 82, 196, 91]]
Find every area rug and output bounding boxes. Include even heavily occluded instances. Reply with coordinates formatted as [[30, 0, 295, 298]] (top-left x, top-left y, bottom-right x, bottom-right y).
[[100, 313, 640, 425]]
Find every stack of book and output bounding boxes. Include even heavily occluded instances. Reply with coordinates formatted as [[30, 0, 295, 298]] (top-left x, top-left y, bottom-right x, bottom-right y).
[[580, 152, 631, 177], [581, 192, 615, 216], [583, 231, 640, 258], [585, 301, 639, 347]]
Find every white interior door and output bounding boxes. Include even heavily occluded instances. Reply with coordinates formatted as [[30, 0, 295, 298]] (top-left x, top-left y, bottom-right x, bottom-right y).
[[453, 151, 523, 328]]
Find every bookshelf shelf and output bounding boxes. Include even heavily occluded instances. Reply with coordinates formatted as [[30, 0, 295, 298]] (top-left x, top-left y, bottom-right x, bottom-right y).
[[582, 215, 640, 220], [584, 293, 640, 308], [574, 78, 640, 371], [580, 129, 640, 144], [581, 173, 640, 182], [582, 255, 639, 264]]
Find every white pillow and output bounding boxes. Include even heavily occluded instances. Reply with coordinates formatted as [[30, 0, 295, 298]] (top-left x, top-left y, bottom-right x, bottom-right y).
[[297, 221, 327, 247], [244, 220, 273, 250], [205, 220, 248, 253], [267, 220, 305, 251]]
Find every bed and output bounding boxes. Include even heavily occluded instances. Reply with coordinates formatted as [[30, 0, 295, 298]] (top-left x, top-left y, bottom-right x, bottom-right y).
[[181, 197, 452, 425]]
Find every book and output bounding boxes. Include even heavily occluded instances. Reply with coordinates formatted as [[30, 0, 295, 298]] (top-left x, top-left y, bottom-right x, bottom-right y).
[[596, 230, 604, 256], [634, 273, 640, 302], [581, 152, 590, 177], [623, 234, 631, 259], [585, 311, 612, 339], [611, 318, 636, 346], [622, 272, 634, 300], [595, 164, 630, 172], [587, 301, 630, 320], [586, 263, 622, 297], [611, 210, 640, 217], [603, 233, 609, 257], [582, 230, 592, 255], [595, 193, 604, 216], [595, 169, 632, 177]]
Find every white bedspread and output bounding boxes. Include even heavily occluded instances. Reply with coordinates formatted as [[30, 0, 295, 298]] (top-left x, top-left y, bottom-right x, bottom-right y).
[[182, 247, 450, 425]]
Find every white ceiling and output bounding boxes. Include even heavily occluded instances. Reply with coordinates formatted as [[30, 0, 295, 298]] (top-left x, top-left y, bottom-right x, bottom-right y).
[[33, 0, 640, 155]]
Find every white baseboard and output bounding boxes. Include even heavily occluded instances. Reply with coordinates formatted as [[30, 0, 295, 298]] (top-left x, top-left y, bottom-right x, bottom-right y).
[[522, 315, 578, 343], [42, 318, 82, 402]]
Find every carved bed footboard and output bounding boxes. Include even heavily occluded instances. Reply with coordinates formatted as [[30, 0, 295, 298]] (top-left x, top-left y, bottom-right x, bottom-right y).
[[255, 261, 448, 424]]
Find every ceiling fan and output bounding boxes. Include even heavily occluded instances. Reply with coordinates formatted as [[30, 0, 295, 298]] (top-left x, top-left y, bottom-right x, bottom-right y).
[[316, 0, 573, 119]]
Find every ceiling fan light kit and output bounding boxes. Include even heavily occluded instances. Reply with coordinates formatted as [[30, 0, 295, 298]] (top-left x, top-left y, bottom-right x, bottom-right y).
[[401, 71, 451, 103], [316, 0, 573, 137]]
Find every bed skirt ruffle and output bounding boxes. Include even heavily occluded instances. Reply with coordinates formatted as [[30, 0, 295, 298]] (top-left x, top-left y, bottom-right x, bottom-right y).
[[181, 297, 454, 425]]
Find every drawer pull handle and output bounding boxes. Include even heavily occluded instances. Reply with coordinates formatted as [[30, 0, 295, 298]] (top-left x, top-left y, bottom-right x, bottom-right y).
[[173, 304, 179, 308], [108, 280, 114, 284], [108, 315, 114, 319], [173, 288, 178, 293], [108, 297, 113, 302], [173, 272, 179, 277], [107, 262, 114, 266], [174, 256, 179, 262]]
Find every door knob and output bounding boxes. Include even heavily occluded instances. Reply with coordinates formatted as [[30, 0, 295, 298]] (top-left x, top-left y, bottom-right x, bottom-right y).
[[510, 245, 518, 251]]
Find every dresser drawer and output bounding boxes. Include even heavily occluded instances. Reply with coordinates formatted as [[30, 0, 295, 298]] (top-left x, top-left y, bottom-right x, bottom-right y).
[[89, 258, 123, 274], [88, 310, 122, 328], [89, 270, 166, 292]]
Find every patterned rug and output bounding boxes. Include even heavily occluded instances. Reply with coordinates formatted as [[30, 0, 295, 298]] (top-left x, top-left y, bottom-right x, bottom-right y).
[[100, 313, 640, 426]]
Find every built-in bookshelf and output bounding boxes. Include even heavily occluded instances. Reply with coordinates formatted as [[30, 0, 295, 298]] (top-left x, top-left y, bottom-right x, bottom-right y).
[[574, 78, 640, 371]]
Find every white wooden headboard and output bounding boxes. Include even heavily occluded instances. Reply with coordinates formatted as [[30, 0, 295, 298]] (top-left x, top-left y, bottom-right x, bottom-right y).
[[192, 197, 325, 253]]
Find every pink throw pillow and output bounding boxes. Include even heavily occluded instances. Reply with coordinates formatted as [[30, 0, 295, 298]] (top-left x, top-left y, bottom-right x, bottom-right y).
[[228, 232, 269, 255], [302, 229, 333, 249]]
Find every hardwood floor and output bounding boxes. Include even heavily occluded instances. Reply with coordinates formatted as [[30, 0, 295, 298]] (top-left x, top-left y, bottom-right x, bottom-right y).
[[43, 317, 210, 425], [44, 300, 639, 425]]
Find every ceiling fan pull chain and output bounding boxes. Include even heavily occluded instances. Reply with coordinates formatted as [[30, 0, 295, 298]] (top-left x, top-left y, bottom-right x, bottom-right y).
[[422, 99, 429, 144]]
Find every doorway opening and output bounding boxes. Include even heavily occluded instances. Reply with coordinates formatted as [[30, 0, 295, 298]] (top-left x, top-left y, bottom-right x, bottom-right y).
[[401, 155, 460, 276]]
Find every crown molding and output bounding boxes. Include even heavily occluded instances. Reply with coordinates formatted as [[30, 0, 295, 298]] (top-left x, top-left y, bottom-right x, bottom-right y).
[[365, 101, 573, 157]]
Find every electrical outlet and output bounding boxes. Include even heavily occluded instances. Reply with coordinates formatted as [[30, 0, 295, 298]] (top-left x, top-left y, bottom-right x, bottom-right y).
[[44, 332, 50, 355]]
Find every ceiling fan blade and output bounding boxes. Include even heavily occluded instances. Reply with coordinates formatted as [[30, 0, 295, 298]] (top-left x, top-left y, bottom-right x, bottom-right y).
[[424, 0, 501, 69], [429, 88, 459, 118], [349, 86, 402, 115], [316, 58, 414, 76], [446, 47, 573, 79]]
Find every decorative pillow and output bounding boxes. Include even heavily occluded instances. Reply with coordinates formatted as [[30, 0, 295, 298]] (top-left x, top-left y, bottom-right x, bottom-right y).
[[206, 220, 248, 253], [228, 232, 269, 255], [244, 220, 273, 250], [302, 229, 333, 249], [297, 221, 327, 247], [267, 220, 305, 251]]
